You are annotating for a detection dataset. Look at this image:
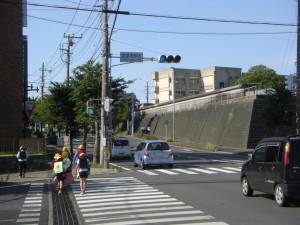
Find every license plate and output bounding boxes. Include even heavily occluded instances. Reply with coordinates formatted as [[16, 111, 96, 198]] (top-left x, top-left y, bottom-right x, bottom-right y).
[[155, 153, 163, 157], [118, 153, 125, 156]]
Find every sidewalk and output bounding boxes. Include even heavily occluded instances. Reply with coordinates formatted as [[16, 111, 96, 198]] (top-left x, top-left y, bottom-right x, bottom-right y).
[[0, 165, 116, 225]]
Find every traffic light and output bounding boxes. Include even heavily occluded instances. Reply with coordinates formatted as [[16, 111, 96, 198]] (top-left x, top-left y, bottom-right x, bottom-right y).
[[158, 55, 181, 63], [86, 100, 94, 116], [104, 98, 114, 113]]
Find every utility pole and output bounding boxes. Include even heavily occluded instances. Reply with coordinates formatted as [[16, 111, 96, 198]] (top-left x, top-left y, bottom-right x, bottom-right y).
[[297, 0, 300, 134], [100, 0, 109, 167], [62, 34, 82, 86], [145, 82, 149, 103], [40, 62, 51, 98]]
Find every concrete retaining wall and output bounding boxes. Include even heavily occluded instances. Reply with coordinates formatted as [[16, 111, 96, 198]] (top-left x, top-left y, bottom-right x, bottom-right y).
[[135, 97, 296, 150]]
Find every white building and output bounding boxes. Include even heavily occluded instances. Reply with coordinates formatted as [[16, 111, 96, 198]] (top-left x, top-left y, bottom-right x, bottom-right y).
[[151, 66, 242, 104]]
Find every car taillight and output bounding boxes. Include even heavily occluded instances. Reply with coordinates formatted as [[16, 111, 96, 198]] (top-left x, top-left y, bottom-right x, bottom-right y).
[[144, 149, 149, 156], [169, 150, 174, 156], [284, 142, 290, 165]]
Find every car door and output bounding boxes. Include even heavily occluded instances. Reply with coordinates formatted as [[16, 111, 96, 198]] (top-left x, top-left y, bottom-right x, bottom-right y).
[[262, 142, 281, 193], [249, 144, 267, 190], [134, 142, 145, 163]]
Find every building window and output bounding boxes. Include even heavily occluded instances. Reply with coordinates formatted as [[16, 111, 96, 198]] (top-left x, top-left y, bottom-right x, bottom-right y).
[[219, 82, 225, 88], [189, 78, 199, 84]]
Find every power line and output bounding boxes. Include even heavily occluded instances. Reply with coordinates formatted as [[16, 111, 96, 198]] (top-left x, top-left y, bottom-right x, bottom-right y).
[[3, 0, 296, 27]]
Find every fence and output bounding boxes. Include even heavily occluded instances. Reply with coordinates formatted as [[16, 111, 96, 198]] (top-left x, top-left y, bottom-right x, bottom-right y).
[[0, 138, 46, 155]]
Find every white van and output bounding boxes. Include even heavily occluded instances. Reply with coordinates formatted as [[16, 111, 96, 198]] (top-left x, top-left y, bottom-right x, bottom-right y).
[[111, 137, 132, 159]]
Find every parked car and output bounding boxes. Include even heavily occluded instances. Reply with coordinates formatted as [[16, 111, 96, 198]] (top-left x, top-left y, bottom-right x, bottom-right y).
[[133, 140, 174, 169], [111, 137, 131, 159], [241, 135, 300, 207]]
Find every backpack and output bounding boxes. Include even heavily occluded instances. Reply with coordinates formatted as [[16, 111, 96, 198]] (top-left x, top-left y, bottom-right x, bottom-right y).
[[53, 161, 63, 174], [79, 157, 88, 169], [19, 150, 26, 159]]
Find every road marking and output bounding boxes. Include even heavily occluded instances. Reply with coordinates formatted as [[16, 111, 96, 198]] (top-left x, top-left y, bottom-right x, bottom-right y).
[[16, 183, 44, 224], [71, 177, 230, 225], [207, 167, 236, 173], [222, 167, 241, 172], [189, 168, 218, 174], [172, 168, 199, 174], [155, 169, 179, 175], [137, 170, 159, 175]]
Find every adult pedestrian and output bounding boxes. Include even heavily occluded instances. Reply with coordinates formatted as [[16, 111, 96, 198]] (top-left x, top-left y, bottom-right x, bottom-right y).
[[74, 144, 84, 179], [16, 146, 29, 178], [76, 153, 90, 195]]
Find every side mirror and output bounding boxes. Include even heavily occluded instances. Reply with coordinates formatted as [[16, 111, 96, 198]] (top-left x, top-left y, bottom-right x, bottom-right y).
[[248, 153, 253, 161]]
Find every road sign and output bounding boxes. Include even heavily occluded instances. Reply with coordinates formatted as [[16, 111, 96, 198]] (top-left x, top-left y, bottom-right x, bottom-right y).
[[120, 52, 143, 62]]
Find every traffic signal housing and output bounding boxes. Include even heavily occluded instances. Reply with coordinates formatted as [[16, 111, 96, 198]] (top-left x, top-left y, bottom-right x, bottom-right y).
[[104, 98, 114, 113], [158, 55, 181, 63], [86, 100, 95, 116]]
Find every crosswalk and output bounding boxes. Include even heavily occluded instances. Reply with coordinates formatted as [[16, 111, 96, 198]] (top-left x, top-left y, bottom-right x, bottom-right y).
[[137, 166, 241, 176], [16, 183, 44, 224], [71, 177, 230, 225]]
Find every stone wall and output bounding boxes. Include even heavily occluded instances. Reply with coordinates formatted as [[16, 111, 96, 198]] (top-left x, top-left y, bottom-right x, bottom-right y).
[[135, 96, 296, 150]]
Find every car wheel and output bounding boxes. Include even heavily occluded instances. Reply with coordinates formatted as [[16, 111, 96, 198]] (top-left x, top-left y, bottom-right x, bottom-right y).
[[133, 160, 138, 167], [275, 184, 288, 207], [241, 176, 253, 197], [168, 164, 174, 168], [140, 160, 146, 170]]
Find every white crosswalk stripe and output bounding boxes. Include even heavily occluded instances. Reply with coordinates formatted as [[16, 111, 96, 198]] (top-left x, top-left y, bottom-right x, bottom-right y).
[[71, 177, 230, 225], [136, 167, 241, 176], [16, 183, 44, 224]]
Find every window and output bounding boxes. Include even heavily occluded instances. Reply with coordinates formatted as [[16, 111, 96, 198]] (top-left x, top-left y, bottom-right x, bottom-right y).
[[253, 146, 266, 163], [289, 141, 300, 165], [265, 145, 279, 162], [219, 82, 225, 88]]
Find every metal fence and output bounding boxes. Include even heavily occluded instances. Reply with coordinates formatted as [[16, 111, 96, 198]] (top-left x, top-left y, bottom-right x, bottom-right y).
[[0, 138, 46, 155]]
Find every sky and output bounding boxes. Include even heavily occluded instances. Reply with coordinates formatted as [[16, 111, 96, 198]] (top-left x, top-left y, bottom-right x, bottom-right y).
[[24, 0, 297, 103]]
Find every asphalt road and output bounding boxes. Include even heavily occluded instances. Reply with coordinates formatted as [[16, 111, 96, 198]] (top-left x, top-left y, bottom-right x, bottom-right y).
[[1, 136, 299, 225], [104, 137, 300, 225]]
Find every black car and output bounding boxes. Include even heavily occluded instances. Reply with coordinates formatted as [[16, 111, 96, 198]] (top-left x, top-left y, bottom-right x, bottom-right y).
[[241, 135, 300, 207]]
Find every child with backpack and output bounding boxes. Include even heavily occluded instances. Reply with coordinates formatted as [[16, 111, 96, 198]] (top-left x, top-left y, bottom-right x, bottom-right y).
[[16, 146, 29, 178], [75, 153, 90, 195]]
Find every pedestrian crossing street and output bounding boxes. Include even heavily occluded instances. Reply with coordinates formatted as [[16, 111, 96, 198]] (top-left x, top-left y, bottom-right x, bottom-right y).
[[71, 177, 230, 225], [137, 166, 241, 176], [16, 183, 44, 224]]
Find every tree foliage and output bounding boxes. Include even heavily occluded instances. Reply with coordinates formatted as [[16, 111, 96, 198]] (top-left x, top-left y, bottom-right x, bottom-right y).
[[232, 64, 293, 127], [232, 64, 286, 89]]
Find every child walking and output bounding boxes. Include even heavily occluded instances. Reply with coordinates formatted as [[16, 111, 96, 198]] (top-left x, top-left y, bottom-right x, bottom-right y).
[[76, 153, 90, 195]]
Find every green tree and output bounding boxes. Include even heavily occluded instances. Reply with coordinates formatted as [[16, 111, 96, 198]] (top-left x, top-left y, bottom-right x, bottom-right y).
[[70, 60, 135, 162], [232, 64, 285, 89], [232, 64, 293, 126]]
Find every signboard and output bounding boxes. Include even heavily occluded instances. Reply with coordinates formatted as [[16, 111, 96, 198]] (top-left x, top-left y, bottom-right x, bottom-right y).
[[25, 100, 34, 117], [120, 52, 143, 62]]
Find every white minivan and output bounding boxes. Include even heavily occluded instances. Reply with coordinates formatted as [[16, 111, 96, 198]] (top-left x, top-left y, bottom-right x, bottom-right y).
[[111, 137, 132, 159]]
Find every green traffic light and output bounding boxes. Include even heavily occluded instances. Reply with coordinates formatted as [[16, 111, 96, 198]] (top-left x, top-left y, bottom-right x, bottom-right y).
[[159, 55, 167, 63], [87, 108, 94, 116]]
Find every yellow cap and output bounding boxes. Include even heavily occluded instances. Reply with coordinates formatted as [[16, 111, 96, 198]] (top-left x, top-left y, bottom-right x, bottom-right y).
[[54, 153, 62, 160], [62, 151, 69, 159], [20, 146, 25, 150], [62, 147, 68, 152], [78, 144, 84, 149]]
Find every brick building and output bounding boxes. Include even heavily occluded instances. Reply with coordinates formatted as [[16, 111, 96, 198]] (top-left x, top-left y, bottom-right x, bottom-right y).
[[0, 0, 25, 138]]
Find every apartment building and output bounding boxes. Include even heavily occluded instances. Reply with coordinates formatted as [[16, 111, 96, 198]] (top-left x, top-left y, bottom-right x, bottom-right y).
[[151, 66, 242, 104]]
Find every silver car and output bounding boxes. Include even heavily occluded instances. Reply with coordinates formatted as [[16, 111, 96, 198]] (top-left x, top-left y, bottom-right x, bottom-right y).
[[111, 137, 132, 159], [133, 140, 174, 169]]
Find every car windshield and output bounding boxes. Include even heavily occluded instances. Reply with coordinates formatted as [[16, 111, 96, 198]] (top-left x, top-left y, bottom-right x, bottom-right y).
[[114, 140, 129, 146], [147, 142, 169, 151]]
